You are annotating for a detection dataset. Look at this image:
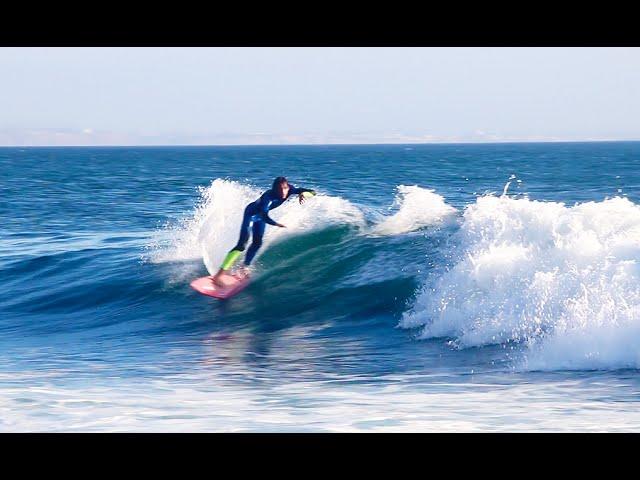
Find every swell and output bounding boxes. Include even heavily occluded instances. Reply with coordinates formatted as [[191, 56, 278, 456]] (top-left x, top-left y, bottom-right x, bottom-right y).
[[1, 224, 426, 339], [0, 246, 163, 336], [142, 179, 455, 327], [3, 178, 454, 342]]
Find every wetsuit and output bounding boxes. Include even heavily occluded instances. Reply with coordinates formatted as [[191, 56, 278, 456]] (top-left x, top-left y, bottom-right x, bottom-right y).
[[220, 186, 316, 270]]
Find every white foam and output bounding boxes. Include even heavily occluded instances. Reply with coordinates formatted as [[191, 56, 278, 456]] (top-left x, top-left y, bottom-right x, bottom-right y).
[[147, 179, 258, 265], [2, 373, 639, 431], [370, 185, 457, 236], [148, 179, 365, 274], [401, 194, 640, 371]]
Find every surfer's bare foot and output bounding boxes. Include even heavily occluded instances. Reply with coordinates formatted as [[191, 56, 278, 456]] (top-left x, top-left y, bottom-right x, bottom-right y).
[[212, 273, 237, 287], [236, 266, 251, 278]]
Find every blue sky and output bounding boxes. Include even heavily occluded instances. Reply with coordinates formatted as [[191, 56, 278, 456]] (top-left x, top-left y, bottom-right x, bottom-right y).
[[1, 47, 639, 145]]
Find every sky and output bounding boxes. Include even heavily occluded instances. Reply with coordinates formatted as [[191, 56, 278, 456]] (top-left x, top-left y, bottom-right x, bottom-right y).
[[0, 47, 639, 145]]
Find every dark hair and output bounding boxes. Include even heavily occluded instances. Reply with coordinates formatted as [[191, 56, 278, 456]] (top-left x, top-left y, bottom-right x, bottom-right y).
[[272, 176, 288, 190]]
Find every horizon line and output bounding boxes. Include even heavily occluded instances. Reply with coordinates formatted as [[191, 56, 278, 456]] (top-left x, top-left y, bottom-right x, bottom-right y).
[[1, 138, 640, 148]]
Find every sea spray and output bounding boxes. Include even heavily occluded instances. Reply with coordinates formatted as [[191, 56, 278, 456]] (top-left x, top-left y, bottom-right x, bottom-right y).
[[370, 185, 457, 236], [147, 179, 366, 274], [401, 194, 640, 370]]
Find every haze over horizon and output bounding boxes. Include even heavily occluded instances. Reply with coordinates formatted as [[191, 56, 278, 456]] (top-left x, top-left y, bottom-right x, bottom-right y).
[[1, 47, 639, 146]]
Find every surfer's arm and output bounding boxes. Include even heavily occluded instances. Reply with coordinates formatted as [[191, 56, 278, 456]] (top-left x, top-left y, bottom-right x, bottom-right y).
[[256, 193, 282, 227], [289, 186, 316, 196], [258, 204, 280, 226], [289, 186, 317, 204], [260, 211, 280, 226]]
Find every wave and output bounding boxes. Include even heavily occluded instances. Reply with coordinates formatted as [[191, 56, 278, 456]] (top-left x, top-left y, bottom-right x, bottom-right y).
[[369, 185, 457, 236], [400, 194, 640, 371], [143, 179, 442, 324], [147, 180, 455, 275], [147, 178, 640, 372], [147, 179, 366, 275], [10, 170, 640, 373]]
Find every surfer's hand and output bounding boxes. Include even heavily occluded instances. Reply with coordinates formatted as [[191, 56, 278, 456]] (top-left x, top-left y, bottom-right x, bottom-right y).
[[277, 223, 287, 228], [298, 193, 305, 204]]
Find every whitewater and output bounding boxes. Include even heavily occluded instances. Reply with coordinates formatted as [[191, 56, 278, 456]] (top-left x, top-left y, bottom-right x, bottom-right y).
[[152, 177, 640, 373]]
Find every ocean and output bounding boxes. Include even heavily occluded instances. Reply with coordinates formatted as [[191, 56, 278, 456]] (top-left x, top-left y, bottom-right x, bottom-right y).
[[2, 142, 640, 431]]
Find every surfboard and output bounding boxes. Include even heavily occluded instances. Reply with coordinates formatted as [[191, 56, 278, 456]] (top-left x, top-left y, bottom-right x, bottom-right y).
[[190, 274, 250, 299]]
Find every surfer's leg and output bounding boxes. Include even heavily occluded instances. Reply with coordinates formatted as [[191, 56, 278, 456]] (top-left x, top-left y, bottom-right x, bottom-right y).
[[213, 212, 252, 286], [219, 212, 252, 270], [244, 220, 266, 267]]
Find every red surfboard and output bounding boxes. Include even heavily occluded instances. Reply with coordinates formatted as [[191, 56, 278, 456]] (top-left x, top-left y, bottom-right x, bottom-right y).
[[190, 274, 250, 299]]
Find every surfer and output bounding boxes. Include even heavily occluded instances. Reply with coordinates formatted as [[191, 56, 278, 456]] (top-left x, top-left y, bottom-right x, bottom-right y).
[[211, 177, 316, 287]]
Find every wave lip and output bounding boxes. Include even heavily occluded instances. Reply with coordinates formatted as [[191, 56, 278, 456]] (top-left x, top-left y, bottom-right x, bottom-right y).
[[370, 185, 457, 236], [401, 194, 640, 371]]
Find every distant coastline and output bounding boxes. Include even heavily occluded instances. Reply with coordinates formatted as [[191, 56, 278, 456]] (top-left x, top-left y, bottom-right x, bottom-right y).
[[0, 127, 638, 148], [1, 139, 639, 148]]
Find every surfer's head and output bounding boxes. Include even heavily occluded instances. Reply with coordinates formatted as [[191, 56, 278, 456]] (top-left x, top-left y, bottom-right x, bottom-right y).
[[273, 176, 289, 199]]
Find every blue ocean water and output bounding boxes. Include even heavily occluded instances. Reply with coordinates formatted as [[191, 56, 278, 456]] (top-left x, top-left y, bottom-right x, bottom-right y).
[[2, 142, 640, 431]]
